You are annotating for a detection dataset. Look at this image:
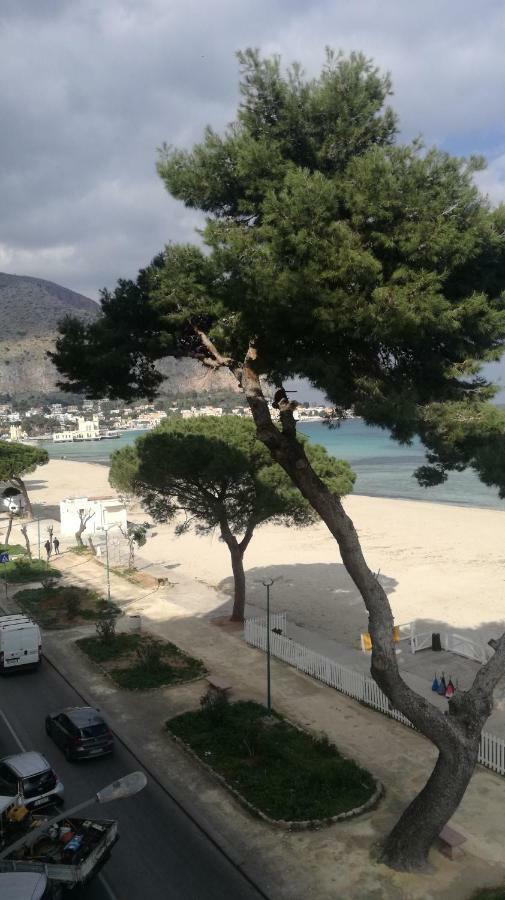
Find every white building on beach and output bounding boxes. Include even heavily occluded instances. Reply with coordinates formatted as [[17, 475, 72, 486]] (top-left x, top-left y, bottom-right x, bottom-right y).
[[59, 495, 127, 538]]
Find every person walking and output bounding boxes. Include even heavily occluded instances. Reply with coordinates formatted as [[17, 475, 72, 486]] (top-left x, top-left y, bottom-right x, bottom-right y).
[[53, 537, 60, 555], [44, 539, 51, 561]]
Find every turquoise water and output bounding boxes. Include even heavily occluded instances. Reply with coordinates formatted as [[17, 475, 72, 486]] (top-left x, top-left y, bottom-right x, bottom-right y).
[[39, 430, 148, 464], [39, 421, 504, 512], [298, 420, 504, 511]]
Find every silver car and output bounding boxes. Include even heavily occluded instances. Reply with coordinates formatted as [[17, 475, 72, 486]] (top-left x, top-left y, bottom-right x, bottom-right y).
[[0, 752, 64, 810]]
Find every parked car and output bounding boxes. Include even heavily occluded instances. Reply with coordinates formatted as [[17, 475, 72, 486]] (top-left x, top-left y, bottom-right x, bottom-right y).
[[0, 752, 64, 810], [45, 707, 114, 761], [0, 615, 41, 672]]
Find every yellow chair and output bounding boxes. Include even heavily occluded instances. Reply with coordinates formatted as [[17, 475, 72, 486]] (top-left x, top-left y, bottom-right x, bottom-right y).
[[361, 626, 400, 652]]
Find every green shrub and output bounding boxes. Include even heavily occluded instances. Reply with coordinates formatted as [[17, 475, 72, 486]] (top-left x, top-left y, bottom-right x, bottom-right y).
[[66, 594, 81, 619], [200, 688, 230, 724]]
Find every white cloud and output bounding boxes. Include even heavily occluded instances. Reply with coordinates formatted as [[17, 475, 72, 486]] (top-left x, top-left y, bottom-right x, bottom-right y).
[[476, 154, 505, 206], [1, 0, 505, 299]]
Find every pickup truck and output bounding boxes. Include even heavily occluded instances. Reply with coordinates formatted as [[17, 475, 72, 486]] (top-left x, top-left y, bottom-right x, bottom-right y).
[[0, 796, 118, 892]]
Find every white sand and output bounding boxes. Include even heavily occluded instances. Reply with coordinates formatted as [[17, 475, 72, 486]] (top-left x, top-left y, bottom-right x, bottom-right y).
[[8, 459, 505, 648]]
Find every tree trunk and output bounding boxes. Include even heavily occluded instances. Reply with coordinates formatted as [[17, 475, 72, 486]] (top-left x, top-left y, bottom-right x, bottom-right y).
[[228, 543, 246, 622], [4, 513, 14, 547], [20, 525, 32, 560], [232, 352, 505, 871], [13, 478, 32, 519], [381, 736, 480, 870], [75, 525, 85, 547]]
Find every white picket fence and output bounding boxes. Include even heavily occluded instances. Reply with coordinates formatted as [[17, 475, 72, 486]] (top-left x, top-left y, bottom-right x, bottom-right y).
[[244, 615, 505, 777]]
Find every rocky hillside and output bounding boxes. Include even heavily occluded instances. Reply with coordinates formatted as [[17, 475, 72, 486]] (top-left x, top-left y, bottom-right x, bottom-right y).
[[0, 272, 238, 400]]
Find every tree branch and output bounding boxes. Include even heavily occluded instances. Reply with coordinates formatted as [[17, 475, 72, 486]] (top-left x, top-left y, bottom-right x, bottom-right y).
[[192, 326, 234, 368], [459, 632, 505, 727], [239, 516, 257, 553]]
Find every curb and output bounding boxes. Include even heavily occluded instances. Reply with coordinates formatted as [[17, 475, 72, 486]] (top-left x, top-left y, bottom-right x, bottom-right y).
[[167, 730, 384, 832]]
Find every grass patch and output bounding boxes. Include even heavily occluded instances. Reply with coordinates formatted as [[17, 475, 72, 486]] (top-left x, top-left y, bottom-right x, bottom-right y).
[[167, 700, 376, 821], [2, 557, 61, 583], [15, 585, 111, 629], [77, 632, 141, 663], [70, 544, 93, 555], [0, 543, 27, 557], [76, 633, 206, 690]]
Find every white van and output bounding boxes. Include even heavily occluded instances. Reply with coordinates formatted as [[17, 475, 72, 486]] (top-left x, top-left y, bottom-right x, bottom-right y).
[[0, 616, 41, 672]]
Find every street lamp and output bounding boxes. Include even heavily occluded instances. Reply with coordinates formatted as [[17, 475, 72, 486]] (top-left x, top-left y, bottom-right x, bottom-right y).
[[102, 523, 121, 604], [0, 771, 147, 860], [262, 577, 274, 716]]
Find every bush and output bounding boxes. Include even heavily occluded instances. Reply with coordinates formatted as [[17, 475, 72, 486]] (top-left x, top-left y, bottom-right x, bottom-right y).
[[200, 688, 230, 724], [135, 637, 163, 671], [96, 611, 117, 644], [66, 594, 81, 620]]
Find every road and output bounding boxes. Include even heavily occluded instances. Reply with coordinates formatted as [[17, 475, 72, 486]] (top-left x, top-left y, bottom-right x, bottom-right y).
[[0, 662, 268, 900]]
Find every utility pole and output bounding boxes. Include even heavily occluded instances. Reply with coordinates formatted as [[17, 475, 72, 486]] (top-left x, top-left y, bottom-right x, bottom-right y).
[[262, 578, 274, 716]]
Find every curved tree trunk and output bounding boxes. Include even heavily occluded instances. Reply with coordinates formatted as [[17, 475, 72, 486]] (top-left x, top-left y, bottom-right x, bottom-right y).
[[228, 543, 246, 622], [231, 351, 505, 871], [218, 513, 256, 623], [191, 329, 505, 870], [381, 736, 480, 870]]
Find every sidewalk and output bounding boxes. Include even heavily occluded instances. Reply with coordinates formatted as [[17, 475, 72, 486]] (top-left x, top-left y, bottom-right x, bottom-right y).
[[15, 551, 505, 899]]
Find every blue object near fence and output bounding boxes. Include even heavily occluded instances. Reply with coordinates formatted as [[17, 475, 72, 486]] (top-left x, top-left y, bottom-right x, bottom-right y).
[[0, 552, 9, 564]]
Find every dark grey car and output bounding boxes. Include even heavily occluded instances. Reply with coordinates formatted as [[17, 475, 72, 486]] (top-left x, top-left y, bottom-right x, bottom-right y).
[[45, 707, 114, 761]]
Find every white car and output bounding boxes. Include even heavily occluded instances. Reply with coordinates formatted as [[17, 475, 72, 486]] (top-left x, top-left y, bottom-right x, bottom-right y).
[[0, 753, 64, 810]]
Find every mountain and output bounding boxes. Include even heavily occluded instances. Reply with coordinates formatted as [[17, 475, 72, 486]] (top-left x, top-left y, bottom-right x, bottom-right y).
[[0, 273, 99, 399], [0, 272, 238, 401]]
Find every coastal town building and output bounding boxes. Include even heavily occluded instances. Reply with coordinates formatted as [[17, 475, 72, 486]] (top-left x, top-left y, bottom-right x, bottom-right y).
[[53, 415, 99, 443], [9, 424, 26, 441]]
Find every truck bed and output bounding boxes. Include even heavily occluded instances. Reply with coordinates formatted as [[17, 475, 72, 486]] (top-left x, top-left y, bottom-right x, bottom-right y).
[[0, 816, 118, 886]]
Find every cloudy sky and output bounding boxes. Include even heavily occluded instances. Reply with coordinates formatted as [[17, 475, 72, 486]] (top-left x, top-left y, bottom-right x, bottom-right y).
[[1, 0, 505, 391]]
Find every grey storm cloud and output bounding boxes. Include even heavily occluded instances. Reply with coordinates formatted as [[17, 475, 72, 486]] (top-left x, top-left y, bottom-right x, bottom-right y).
[[1, 0, 505, 310]]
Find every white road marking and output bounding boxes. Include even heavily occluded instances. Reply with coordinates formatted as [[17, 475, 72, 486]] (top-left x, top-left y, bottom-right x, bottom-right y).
[[98, 873, 120, 900], [0, 708, 26, 752]]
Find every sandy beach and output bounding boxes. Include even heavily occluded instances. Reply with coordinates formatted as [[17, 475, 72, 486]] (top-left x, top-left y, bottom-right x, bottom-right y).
[[3, 458, 504, 653]]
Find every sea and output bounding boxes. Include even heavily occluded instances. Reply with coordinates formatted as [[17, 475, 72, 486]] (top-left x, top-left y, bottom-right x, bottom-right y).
[[37, 420, 504, 512]]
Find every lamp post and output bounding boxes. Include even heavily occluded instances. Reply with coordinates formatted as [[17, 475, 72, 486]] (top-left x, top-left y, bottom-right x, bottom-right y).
[[262, 578, 274, 716], [0, 771, 147, 860], [105, 526, 111, 604], [103, 523, 121, 604]]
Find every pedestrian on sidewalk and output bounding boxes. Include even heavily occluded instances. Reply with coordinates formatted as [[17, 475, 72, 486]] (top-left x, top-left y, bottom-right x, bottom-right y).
[[44, 539, 52, 561], [53, 537, 60, 555]]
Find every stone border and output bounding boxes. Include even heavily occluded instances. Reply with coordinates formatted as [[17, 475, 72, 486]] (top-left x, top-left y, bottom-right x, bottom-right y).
[[167, 729, 383, 831]]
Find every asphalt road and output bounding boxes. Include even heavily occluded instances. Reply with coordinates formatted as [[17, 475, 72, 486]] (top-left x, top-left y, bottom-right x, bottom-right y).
[[0, 662, 268, 900]]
